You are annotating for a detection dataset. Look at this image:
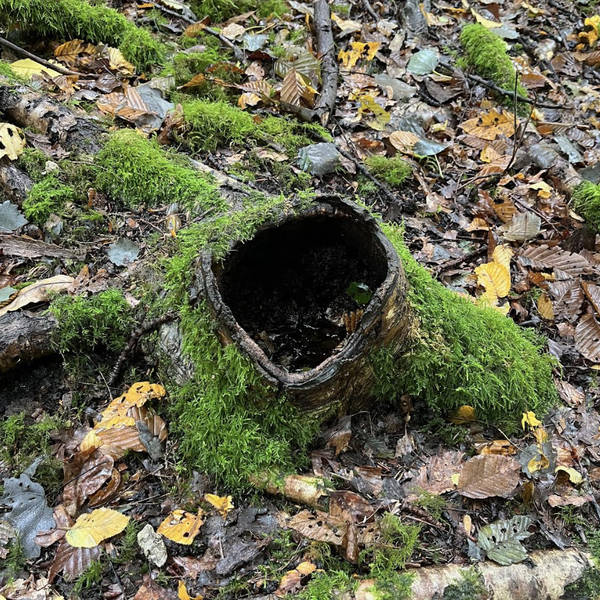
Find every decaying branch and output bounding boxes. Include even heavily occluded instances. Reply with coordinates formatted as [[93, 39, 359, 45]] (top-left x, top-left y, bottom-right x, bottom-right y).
[[313, 0, 338, 125]]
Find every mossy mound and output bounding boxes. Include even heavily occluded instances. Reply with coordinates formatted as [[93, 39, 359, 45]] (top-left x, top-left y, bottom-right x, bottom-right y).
[[0, 0, 165, 71], [460, 24, 527, 97], [189, 0, 288, 23], [23, 175, 77, 226], [572, 180, 600, 233], [177, 98, 330, 154], [95, 130, 224, 213], [364, 155, 412, 189]]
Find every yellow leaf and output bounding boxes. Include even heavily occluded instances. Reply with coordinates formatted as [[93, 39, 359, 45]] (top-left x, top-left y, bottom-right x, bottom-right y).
[[480, 145, 501, 163], [158, 509, 204, 545], [555, 466, 583, 485], [238, 92, 262, 109], [338, 42, 367, 68], [466, 217, 489, 231], [460, 109, 515, 140], [537, 294, 554, 320], [528, 451, 550, 474], [471, 7, 502, 28], [522, 411, 542, 430], [365, 42, 381, 61], [10, 58, 61, 79], [296, 561, 317, 576], [533, 427, 549, 443], [101, 382, 165, 421], [463, 514, 472, 534], [451, 473, 460, 486], [80, 430, 101, 452], [0, 123, 26, 161], [520, 0, 544, 15], [66, 508, 130, 548], [491, 245, 513, 272], [529, 180, 553, 198], [205, 493, 234, 519], [450, 405, 477, 424], [178, 580, 203, 600], [357, 94, 390, 131], [475, 261, 511, 298], [107, 47, 135, 75], [586, 15, 600, 34], [388, 130, 420, 153]]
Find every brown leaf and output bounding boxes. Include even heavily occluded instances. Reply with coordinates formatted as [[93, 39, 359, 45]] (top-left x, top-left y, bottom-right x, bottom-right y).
[[519, 245, 593, 277], [35, 504, 72, 548], [49, 539, 102, 582], [583, 282, 600, 315], [0, 275, 74, 316], [287, 510, 345, 545], [549, 274, 584, 322], [329, 491, 373, 523], [547, 493, 593, 507], [172, 555, 218, 578], [133, 574, 177, 600], [281, 68, 302, 107], [575, 313, 600, 362], [555, 380, 585, 406], [88, 467, 122, 507], [458, 454, 520, 499], [407, 450, 465, 498], [275, 561, 317, 597]]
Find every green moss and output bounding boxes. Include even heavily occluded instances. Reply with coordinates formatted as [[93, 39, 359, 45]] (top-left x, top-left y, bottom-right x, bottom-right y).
[[572, 180, 600, 233], [17, 147, 47, 181], [111, 521, 139, 565], [22, 175, 77, 225], [73, 560, 105, 594], [364, 155, 412, 189], [413, 489, 446, 520], [460, 24, 527, 97], [190, 0, 287, 22], [49, 289, 134, 354], [95, 130, 223, 213], [442, 569, 488, 600], [294, 571, 357, 600], [0, 0, 165, 71], [177, 98, 331, 154], [562, 568, 600, 600], [4, 537, 26, 580], [381, 222, 558, 428], [0, 59, 25, 83]]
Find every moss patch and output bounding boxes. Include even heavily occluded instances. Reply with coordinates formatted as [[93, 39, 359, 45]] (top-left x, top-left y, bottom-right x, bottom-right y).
[[17, 147, 47, 181], [22, 175, 77, 225], [95, 130, 223, 213], [189, 0, 287, 22], [572, 180, 600, 233], [460, 24, 527, 97], [177, 98, 330, 154], [364, 155, 412, 189], [381, 221, 558, 428], [49, 288, 134, 354], [0, 0, 165, 71]]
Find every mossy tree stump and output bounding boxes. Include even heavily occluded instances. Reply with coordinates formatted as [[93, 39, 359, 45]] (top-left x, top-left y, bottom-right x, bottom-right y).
[[199, 197, 413, 414]]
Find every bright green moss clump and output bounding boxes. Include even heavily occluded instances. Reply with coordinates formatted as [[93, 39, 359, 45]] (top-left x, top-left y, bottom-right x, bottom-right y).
[[23, 175, 77, 225], [95, 130, 224, 213], [382, 222, 558, 427], [49, 289, 134, 354], [178, 99, 331, 154], [460, 24, 527, 97], [364, 155, 412, 189], [0, 0, 165, 71], [572, 180, 600, 233], [190, 0, 287, 22]]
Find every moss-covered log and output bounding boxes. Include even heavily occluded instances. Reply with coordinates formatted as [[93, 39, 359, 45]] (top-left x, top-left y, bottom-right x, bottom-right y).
[[199, 196, 413, 413]]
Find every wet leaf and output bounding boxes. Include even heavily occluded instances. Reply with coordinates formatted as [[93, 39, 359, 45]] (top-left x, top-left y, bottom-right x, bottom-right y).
[[458, 454, 520, 499], [407, 49, 439, 75], [575, 314, 600, 362], [502, 212, 541, 241], [10, 58, 60, 79], [157, 509, 204, 545], [478, 515, 532, 565], [49, 539, 101, 582], [0, 123, 26, 161], [281, 68, 303, 107], [460, 109, 515, 140], [204, 494, 234, 519], [357, 95, 390, 131], [66, 508, 129, 548]]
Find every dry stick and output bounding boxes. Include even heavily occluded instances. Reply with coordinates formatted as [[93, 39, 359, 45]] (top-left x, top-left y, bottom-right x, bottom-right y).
[[313, 0, 338, 125], [108, 312, 176, 387], [0, 35, 85, 77], [361, 0, 380, 21]]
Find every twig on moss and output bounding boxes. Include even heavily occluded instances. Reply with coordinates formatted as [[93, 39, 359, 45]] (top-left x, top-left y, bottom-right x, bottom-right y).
[[0, 35, 86, 77], [313, 0, 338, 125], [108, 312, 176, 387]]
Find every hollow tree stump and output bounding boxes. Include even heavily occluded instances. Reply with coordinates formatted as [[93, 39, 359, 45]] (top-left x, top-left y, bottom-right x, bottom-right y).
[[199, 197, 413, 413]]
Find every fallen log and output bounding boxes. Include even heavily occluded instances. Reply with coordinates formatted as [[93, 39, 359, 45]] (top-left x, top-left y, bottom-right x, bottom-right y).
[[198, 196, 412, 413]]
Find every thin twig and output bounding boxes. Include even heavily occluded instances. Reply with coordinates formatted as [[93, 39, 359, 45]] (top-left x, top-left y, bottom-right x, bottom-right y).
[[0, 35, 86, 77], [361, 0, 380, 21]]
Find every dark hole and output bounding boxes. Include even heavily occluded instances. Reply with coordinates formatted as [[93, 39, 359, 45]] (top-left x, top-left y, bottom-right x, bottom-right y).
[[218, 214, 387, 371]]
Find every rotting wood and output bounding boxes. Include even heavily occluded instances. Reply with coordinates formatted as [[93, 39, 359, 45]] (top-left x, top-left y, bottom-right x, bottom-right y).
[[199, 196, 413, 414], [313, 0, 338, 126]]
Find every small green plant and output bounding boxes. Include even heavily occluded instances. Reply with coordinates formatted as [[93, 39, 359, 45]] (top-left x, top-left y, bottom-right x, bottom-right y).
[[17, 147, 47, 181], [442, 568, 488, 600], [562, 567, 600, 600], [73, 559, 105, 594], [294, 570, 357, 600], [0, 59, 25, 82], [572, 180, 600, 233], [111, 521, 139, 565], [460, 24, 527, 97], [414, 489, 447, 520], [95, 130, 223, 213], [0, 0, 165, 71], [189, 0, 287, 22], [49, 289, 134, 354], [22, 175, 77, 225], [364, 155, 412, 189], [4, 537, 26, 580]]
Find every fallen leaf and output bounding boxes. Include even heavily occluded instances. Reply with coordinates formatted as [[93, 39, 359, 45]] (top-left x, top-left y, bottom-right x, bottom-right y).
[[450, 405, 477, 424], [478, 440, 517, 456], [478, 516, 532, 565], [66, 508, 130, 548], [178, 580, 203, 600], [0, 123, 26, 161], [357, 95, 390, 131], [49, 540, 101, 582], [538, 294, 554, 320], [0, 274, 74, 316], [221, 23, 245, 39], [287, 510, 345, 545], [475, 261, 511, 301], [157, 510, 204, 545], [10, 58, 61, 79], [275, 561, 317, 597], [204, 494, 234, 519], [522, 411, 542, 429], [502, 212, 541, 241], [575, 314, 600, 362], [460, 109, 515, 140], [458, 454, 520, 499], [555, 466, 583, 485]]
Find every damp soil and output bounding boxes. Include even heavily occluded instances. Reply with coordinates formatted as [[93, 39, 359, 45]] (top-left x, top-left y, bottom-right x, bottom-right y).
[[218, 215, 387, 371]]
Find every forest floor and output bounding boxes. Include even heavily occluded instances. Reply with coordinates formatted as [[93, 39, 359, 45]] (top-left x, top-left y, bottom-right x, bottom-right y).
[[1, 0, 600, 598]]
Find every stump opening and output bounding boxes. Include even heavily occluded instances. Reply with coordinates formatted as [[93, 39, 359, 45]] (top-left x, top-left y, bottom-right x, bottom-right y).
[[218, 214, 388, 370]]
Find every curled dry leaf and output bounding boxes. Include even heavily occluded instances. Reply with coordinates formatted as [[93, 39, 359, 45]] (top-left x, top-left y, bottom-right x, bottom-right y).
[[0, 275, 74, 317], [275, 561, 317, 597], [49, 539, 102, 582], [458, 454, 520, 499], [407, 450, 465, 499], [157, 509, 204, 545]]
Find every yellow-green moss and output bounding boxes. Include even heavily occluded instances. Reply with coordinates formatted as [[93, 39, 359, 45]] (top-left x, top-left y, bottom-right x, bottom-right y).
[[177, 98, 331, 154], [364, 155, 412, 189], [95, 130, 224, 213], [572, 180, 600, 233], [382, 221, 558, 428], [189, 0, 288, 22], [22, 175, 77, 225], [460, 24, 527, 97], [0, 0, 165, 71]]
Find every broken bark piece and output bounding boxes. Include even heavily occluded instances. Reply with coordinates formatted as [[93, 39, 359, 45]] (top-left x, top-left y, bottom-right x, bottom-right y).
[[0, 310, 57, 372], [199, 197, 412, 413]]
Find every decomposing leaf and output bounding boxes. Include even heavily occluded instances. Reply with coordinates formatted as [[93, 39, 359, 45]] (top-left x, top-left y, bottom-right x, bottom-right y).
[[287, 510, 345, 545], [538, 294, 554, 320], [331, 13, 362, 35], [460, 109, 515, 140], [388, 130, 420, 153], [407, 48, 439, 75], [475, 261, 511, 301], [478, 440, 517, 456], [0, 123, 26, 161], [157, 509, 204, 545], [107, 47, 135, 75], [204, 494, 234, 519], [178, 579, 203, 600], [457, 454, 520, 499], [450, 405, 477, 424], [407, 450, 465, 498], [357, 95, 390, 131], [555, 466, 583, 485], [575, 314, 600, 362], [10, 58, 60, 79], [275, 561, 317, 597], [0, 274, 74, 317], [502, 212, 541, 241], [49, 540, 101, 582], [66, 508, 130, 548], [137, 524, 167, 568], [478, 515, 532, 565], [522, 411, 542, 429], [583, 282, 600, 315], [519, 245, 593, 277], [221, 22, 245, 39]]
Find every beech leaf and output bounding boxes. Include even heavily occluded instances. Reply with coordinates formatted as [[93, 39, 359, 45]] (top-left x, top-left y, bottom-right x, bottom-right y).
[[457, 454, 520, 499], [66, 508, 130, 548]]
